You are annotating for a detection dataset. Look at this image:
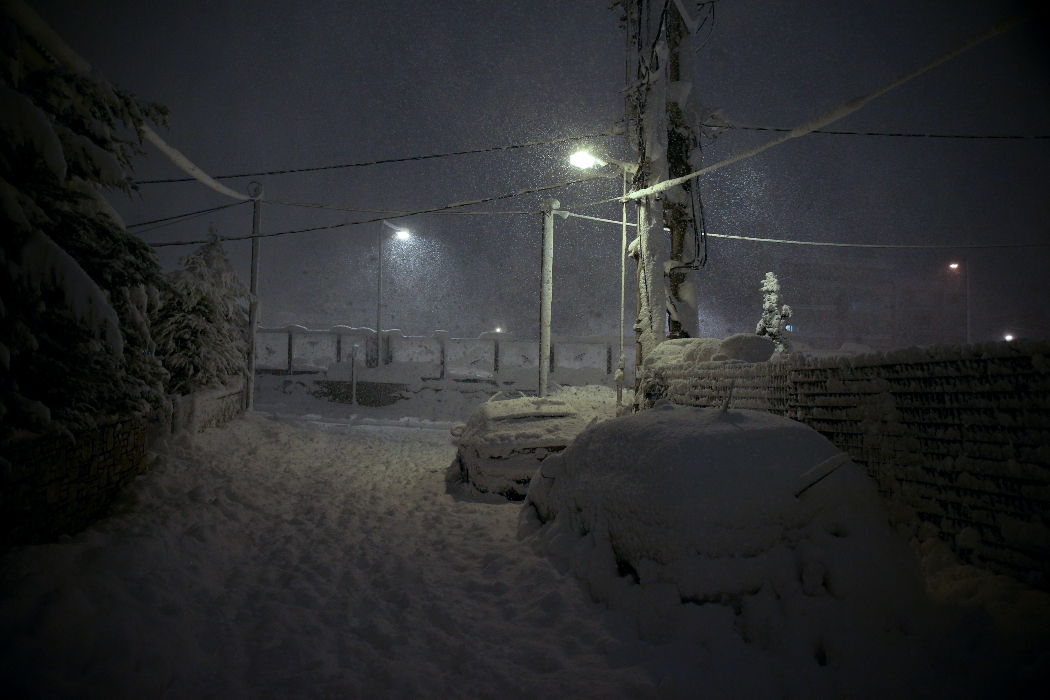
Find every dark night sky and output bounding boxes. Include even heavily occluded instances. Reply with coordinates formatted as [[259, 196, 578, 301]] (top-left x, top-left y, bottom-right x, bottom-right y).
[[32, 0, 1050, 344]]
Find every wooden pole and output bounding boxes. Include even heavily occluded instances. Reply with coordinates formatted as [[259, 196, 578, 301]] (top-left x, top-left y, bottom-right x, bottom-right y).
[[665, 0, 698, 339]]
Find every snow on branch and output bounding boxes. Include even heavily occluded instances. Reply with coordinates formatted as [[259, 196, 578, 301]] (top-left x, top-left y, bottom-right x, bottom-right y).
[[15, 229, 123, 358]]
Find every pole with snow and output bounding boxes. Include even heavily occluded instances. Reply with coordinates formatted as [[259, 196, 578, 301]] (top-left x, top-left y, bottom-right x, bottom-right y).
[[245, 182, 262, 410], [538, 200, 559, 398]]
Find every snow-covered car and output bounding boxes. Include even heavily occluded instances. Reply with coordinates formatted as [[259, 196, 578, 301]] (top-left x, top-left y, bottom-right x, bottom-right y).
[[446, 386, 617, 500]]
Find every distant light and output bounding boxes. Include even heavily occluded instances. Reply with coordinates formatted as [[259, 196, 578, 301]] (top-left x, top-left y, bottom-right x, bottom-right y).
[[569, 151, 598, 169], [949, 262, 959, 270], [784, 324, 793, 332], [495, 327, 502, 333], [1004, 334, 1014, 341], [395, 230, 410, 240]]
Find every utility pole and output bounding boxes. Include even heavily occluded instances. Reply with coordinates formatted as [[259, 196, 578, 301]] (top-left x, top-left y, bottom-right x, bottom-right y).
[[538, 200, 559, 398], [665, 0, 699, 339], [624, 0, 675, 383], [245, 182, 263, 411]]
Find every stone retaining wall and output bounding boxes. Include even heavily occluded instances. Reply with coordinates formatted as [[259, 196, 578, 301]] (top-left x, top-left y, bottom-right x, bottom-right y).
[[1, 381, 246, 552], [1, 417, 150, 550], [644, 340, 1050, 589]]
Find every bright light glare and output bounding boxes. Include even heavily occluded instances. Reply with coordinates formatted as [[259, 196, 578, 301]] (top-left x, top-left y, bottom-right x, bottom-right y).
[[949, 262, 959, 269], [569, 151, 598, 169], [495, 327, 502, 333], [1004, 334, 1014, 341], [395, 230, 410, 240]]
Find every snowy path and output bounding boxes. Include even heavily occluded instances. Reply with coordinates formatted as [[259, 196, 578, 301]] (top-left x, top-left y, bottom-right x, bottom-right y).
[[1, 415, 660, 699], [3, 412, 1048, 699]]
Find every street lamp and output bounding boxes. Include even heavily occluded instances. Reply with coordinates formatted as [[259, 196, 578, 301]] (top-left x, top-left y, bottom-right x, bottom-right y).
[[376, 219, 410, 365], [947, 260, 971, 344], [570, 150, 638, 407]]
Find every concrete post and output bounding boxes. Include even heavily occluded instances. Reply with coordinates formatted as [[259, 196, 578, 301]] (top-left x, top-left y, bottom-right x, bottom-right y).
[[538, 200, 559, 397]]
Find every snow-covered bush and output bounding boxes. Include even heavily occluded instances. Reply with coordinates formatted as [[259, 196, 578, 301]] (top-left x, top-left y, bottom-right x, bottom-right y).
[[755, 271, 792, 353], [151, 230, 250, 395], [0, 12, 169, 438]]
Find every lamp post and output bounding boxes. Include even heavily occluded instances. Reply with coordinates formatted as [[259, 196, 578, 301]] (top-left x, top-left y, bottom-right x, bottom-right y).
[[376, 220, 410, 366], [948, 260, 971, 344], [569, 150, 638, 407]]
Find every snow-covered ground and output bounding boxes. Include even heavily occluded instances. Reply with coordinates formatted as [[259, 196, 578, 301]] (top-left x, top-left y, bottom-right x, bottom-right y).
[[1, 388, 1048, 698]]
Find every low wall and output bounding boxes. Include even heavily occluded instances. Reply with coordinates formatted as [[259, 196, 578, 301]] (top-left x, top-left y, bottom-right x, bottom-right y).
[[645, 340, 1050, 589], [1, 381, 246, 552], [1, 417, 150, 550], [169, 379, 245, 433]]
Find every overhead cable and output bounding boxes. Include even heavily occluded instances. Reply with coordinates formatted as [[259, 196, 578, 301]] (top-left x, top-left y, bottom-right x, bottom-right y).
[[137, 130, 623, 185], [708, 122, 1050, 140], [559, 211, 1049, 249], [126, 201, 250, 231], [148, 174, 603, 248], [262, 199, 533, 216], [625, 13, 1027, 202]]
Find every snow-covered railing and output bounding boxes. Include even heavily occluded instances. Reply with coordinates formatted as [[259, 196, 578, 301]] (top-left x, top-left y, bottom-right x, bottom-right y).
[[253, 326, 636, 389], [650, 340, 1050, 590]]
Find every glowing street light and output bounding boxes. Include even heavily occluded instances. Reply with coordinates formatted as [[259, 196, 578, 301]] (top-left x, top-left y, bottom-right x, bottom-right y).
[[376, 220, 411, 364], [569, 150, 600, 169], [569, 150, 638, 406], [947, 260, 971, 344], [1004, 334, 1014, 341]]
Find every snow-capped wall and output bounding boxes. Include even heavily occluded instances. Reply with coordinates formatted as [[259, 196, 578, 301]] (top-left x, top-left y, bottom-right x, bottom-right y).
[[645, 340, 1050, 589]]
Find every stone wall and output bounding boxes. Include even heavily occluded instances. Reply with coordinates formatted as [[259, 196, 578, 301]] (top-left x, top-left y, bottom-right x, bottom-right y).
[[170, 379, 245, 434], [1, 417, 150, 550], [645, 340, 1050, 589], [1, 381, 246, 552]]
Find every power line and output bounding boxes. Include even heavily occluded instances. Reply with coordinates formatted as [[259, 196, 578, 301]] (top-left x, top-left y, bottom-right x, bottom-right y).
[[262, 199, 534, 216], [148, 174, 602, 248], [560, 211, 1049, 249], [626, 14, 1027, 202], [137, 130, 622, 185], [708, 122, 1050, 140], [126, 200, 250, 233]]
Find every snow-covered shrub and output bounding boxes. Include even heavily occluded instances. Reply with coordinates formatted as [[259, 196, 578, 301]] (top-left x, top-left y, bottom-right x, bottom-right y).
[[151, 230, 250, 395], [0, 12, 169, 438], [755, 271, 792, 353]]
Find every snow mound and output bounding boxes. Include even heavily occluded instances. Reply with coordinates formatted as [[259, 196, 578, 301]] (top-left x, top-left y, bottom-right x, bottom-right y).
[[519, 403, 931, 672]]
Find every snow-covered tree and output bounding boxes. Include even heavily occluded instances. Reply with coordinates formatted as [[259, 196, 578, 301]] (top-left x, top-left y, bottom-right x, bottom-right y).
[[152, 229, 250, 395], [0, 12, 169, 438], [755, 272, 792, 353]]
